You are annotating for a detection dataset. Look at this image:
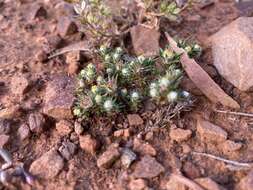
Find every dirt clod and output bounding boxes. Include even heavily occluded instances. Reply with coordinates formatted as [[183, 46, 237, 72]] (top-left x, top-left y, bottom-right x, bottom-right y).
[[56, 120, 73, 137], [238, 170, 253, 190], [28, 113, 46, 134], [132, 155, 165, 179], [43, 75, 75, 119], [97, 143, 121, 169], [197, 119, 228, 143], [127, 114, 144, 126], [10, 75, 30, 96], [182, 161, 201, 179], [195, 177, 225, 190], [128, 178, 148, 190], [220, 140, 243, 154], [29, 150, 64, 179], [133, 138, 157, 156], [169, 128, 192, 142], [18, 123, 31, 141], [79, 134, 99, 155]]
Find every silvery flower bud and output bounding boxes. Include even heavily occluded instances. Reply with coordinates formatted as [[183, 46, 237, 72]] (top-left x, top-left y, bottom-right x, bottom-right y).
[[159, 77, 171, 88], [121, 68, 130, 77], [95, 94, 103, 104], [91, 85, 99, 94], [121, 88, 128, 96], [150, 82, 158, 89], [131, 92, 140, 102], [106, 68, 114, 75], [181, 91, 190, 98], [185, 46, 192, 53], [79, 79, 85, 88], [104, 54, 111, 62], [103, 99, 114, 112], [115, 47, 123, 54], [167, 91, 178, 102], [96, 75, 104, 85], [113, 53, 120, 61], [73, 108, 82, 116]]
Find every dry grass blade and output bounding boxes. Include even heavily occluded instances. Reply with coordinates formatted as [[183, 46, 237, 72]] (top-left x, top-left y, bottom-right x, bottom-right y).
[[192, 152, 253, 168], [170, 174, 205, 190], [214, 109, 253, 117], [48, 41, 92, 59], [165, 33, 240, 109]]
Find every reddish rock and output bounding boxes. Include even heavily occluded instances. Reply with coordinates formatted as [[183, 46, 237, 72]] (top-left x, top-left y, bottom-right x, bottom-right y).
[[182, 161, 201, 179], [66, 51, 80, 75], [28, 3, 47, 21], [79, 134, 99, 155], [29, 150, 64, 179], [97, 143, 121, 169], [10, 75, 30, 95], [220, 140, 242, 154], [57, 16, 78, 37], [18, 123, 31, 141], [238, 171, 253, 190], [169, 128, 192, 142], [28, 113, 45, 134], [128, 179, 148, 190], [197, 119, 227, 143], [0, 134, 9, 148], [114, 129, 131, 139], [133, 138, 157, 156], [58, 141, 77, 160], [166, 177, 187, 190], [43, 75, 75, 119], [0, 105, 21, 120], [133, 155, 165, 179], [195, 177, 226, 190], [127, 114, 144, 126], [56, 120, 73, 137], [211, 17, 253, 91], [130, 25, 160, 56]]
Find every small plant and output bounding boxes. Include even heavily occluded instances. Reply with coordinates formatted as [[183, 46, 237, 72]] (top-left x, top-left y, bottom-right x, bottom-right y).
[[73, 43, 200, 119]]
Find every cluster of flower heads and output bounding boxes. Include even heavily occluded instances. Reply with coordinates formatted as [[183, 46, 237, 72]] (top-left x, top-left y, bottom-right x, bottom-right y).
[[73, 42, 201, 119]]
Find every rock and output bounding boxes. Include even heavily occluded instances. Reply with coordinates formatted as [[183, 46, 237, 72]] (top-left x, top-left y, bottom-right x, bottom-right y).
[[79, 134, 99, 155], [127, 114, 144, 126], [66, 51, 80, 75], [36, 50, 48, 62], [238, 171, 253, 190], [114, 129, 131, 139], [133, 138, 157, 156], [57, 16, 78, 37], [43, 75, 75, 119], [130, 25, 160, 56], [133, 155, 165, 179], [197, 119, 227, 143], [121, 148, 137, 168], [0, 119, 10, 135], [18, 123, 31, 141], [211, 17, 253, 91], [56, 120, 73, 137], [58, 141, 77, 160], [0, 105, 21, 119], [28, 3, 47, 21], [55, 2, 75, 17], [166, 177, 187, 190], [220, 140, 242, 154], [74, 121, 84, 135], [30, 150, 64, 179], [42, 34, 63, 52], [182, 161, 201, 179], [0, 134, 9, 148], [169, 128, 192, 142], [128, 179, 148, 190], [199, 0, 215, 9], [28, 113, 45, 134], [97, 143, 121, 169], [10, 75, 30, 95], [195, 177, 225, 190]]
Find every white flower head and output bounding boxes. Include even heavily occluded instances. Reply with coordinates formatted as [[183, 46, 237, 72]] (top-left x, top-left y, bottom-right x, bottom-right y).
[[74, 0, 87, 15], [167, 91, 178, 102], [103, 99, 114, 112], [150, 82, 158, 89], [159, 77, 171, 88], [122, 68, 130, 77], [150, 88, 159, 98]]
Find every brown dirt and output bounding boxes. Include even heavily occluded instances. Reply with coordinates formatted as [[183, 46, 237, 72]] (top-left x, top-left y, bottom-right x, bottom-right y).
[[0, 0, 253, 190]]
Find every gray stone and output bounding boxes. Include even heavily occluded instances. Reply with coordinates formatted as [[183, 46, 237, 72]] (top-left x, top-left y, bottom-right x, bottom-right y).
[[58, 141, 77, 160], [211, 17, 253, 91], [121, 148, 137, 168]]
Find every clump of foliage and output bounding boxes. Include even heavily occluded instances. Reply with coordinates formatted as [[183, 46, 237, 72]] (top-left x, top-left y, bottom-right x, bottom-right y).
[[73, 43, 201, 119]]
